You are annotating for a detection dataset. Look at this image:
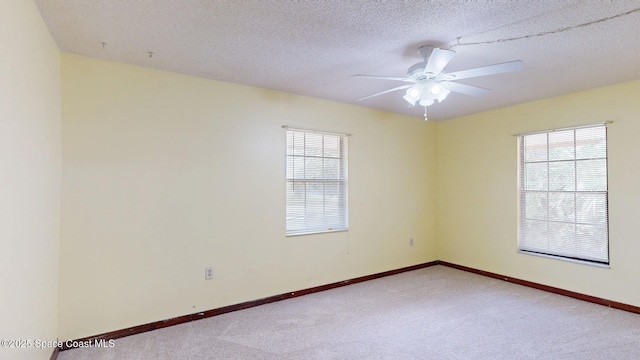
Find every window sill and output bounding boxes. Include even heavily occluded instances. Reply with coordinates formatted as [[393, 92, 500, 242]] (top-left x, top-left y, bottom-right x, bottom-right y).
[[517, 250, 610, 269], [286, 229, 349, 237]]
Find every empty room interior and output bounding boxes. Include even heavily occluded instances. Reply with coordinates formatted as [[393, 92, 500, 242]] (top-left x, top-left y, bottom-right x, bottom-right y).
[[3, 1, 640, 359]]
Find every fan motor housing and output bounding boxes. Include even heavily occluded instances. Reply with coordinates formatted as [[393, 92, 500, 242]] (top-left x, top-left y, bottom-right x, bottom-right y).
[[407, 62, 435, 81], [407, 45, 439, 81]]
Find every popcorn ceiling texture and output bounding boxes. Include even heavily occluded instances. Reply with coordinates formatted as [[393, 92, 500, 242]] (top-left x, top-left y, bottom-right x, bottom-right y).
[[34, 0, 640, 120]]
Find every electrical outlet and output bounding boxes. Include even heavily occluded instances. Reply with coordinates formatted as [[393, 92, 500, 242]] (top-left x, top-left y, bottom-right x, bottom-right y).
[[409, 237, 414, 246], [205, 267, 214, 280]]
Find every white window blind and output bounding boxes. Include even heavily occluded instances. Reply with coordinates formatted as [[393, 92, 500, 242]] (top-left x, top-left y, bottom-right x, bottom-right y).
[[286, 129, 348, 235], [519, 125, 609, 264]]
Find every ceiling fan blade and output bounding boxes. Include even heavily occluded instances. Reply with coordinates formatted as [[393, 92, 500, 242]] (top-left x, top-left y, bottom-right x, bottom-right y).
[[352, 74, 413, 82], [356, 85, 413, 101], [423, 48, 456, 76], [441, 81, 491, 97], [446, 60, 523, 81]]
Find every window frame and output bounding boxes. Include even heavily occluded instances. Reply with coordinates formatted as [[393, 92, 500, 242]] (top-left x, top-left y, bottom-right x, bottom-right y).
[[284, 127, 349, 236], [517, 124, 609, 266]]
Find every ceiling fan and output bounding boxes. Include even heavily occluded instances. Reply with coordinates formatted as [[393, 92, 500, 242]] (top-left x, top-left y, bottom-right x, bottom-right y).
[[354, 45, 523, 120]]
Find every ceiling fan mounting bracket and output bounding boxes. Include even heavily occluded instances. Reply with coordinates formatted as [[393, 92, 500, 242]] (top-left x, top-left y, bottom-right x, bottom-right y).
[[417, 45, 435, 59]]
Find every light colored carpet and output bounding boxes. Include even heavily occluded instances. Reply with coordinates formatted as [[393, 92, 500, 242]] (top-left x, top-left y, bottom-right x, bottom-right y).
[[58, 265, 640, 360]]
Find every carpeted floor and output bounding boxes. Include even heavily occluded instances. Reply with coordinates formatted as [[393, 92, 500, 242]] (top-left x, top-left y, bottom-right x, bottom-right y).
[[58, 265, 640, 360]]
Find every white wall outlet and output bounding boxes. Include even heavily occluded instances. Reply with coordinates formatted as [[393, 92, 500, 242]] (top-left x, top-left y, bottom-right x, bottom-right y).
[[205, 267, 214, 280], [409, 237, 414, 246]]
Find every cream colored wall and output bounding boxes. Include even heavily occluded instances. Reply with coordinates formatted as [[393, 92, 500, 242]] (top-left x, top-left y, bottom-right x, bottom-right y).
[[0, 1, 61, 359], [437, 79, 640, 307], [59, 53, 438, 340]]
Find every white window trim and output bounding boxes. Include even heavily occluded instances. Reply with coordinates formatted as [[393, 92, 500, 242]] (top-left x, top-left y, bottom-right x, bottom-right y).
[[284, 126, 349, 236], [517, 123, 610, 266]]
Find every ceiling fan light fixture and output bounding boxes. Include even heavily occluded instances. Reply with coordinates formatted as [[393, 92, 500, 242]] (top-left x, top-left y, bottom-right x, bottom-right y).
[[419, 95, 434, 107], [436, 88, 451, 103], [402, 93, 418, 106], [430, 84, 441, 95], [403, 86, 421, 105]]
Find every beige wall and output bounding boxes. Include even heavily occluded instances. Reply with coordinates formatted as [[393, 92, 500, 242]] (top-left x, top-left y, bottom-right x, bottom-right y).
[[59, 53, 439, 340], [0, 1, 61, 359], [437, 79, 640, 307]]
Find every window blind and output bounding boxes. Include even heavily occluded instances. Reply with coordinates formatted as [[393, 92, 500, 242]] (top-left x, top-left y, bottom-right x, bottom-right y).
[[519, 125, 609, 264], [286, 129, 348, 235]]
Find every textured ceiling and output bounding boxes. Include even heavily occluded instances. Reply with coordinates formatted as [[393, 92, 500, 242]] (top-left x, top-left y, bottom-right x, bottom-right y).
[[35, 0, 640, 121]]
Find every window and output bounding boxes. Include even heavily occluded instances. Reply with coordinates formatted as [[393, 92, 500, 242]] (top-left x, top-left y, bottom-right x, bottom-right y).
[[518, 125, 609, 264], [285, 128, 348, 235]]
